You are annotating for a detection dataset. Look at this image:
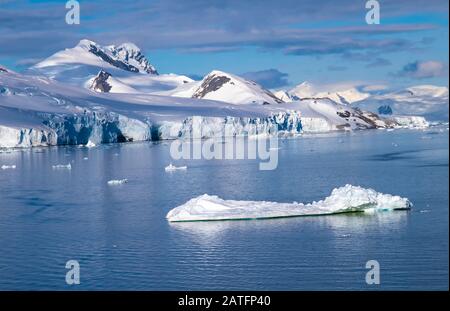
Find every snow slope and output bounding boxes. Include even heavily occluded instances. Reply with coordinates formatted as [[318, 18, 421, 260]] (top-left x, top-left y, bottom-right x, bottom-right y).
[[33, 39, 156, 74], [166, 70, 284, 105], [166, 184, 412, 222], [273, 90, 296, 102], [280, 82, 370, 105], [29, 39, 193, 93]]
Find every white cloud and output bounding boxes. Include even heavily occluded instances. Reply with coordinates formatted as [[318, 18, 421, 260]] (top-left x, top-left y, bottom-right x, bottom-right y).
[[399, 60, 448, 79]]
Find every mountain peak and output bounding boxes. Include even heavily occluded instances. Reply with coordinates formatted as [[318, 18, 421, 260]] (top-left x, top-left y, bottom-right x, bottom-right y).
[[34, 39, 158, 75], [116, 42, 141, 53], [186, 70, 283, 105], [406, 85, 449, 98], [287, 82, 369, 104], [107, 42, 157, 75], [207, 70, 230, 77], [290, 81, 316, 98], [76, 39, 98, 48]]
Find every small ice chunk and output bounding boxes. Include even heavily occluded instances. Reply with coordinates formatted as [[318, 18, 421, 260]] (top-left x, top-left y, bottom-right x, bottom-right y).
[[83, 157, 89, 160], [1, 165, 16, 170], [107, 179, 128, 185], [52, 164, 72, 170], [165, 163, 187, 172], [85, 140, 96, 148], [167, 184, 412, 222]]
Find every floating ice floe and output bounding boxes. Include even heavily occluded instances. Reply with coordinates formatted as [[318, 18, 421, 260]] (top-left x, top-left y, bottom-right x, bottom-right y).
[[52, 163, 72, 170], [1, 165, 16, 170], [165, 163, 187, 172], [107, 179, 128, 185], [166, 184, 412, 222], [85, 140, 96, 148]]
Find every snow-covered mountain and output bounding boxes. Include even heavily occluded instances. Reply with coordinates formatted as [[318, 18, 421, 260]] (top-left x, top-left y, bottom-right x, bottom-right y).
[[354, 85, 449, 121], [29, 39, 193, 93], [273, 90, 297, 102], [1, 69, 425, 148], [33, 39, 157, 75], [277, 81, 370, 105], [274, 81, 448, 121], [404, 85, 448, 98], [107, 42, 158, 75], [288, 81, 315, 99], [167, 70, 284, 105]]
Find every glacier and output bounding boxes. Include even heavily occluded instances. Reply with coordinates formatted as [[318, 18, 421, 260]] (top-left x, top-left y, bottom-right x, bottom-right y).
[[166, 184, 412, 222], [0, 124, 56, 148], [0, 68, 431, 149]]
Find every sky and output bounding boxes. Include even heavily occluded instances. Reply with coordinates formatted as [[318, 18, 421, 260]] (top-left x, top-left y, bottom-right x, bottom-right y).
[[0, 0, 448, 90]]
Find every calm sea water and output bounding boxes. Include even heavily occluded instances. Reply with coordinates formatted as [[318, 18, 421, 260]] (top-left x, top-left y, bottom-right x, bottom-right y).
[[0, 127, 448, 290]]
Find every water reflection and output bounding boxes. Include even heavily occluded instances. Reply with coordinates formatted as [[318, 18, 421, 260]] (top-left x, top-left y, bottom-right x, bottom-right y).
[[169, 210, 409, 244]]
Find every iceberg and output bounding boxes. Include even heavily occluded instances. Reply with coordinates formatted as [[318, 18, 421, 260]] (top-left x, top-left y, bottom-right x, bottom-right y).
[[166, 184, 412, 222], [1, 164, 16, 170], [52, 163, 72, 170], [85, 140, 96, 148], [165, 163, 187, 172], [107, 179, 128, 185], [393, 116, 429, 129]]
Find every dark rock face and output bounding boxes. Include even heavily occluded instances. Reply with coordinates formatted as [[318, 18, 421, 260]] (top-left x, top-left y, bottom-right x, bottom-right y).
[[263, 90, 284, 104], [85, 42, 158, 75], [111, 45, 158, 75], [351, 108, 382, 129], [90, 70, 112, 93], [336, 107, 391, 129], [192, 74, 231, 98], [337, 110, 351, 118], [89, 44, 140, 73], [378, 105, 393, 115], [0, 67, 8, 73], [192, 73, 284, 104]]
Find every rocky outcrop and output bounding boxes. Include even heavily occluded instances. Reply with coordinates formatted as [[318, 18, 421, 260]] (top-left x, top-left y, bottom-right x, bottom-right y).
[[89, 70, 112, 93]]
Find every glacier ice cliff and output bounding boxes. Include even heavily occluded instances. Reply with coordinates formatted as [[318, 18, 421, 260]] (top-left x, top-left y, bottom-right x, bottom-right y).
[[0, 70, 431, 149], [0, 111, 430, 149], [42, 112, 152, 145], [0, 125, 57, 148]]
